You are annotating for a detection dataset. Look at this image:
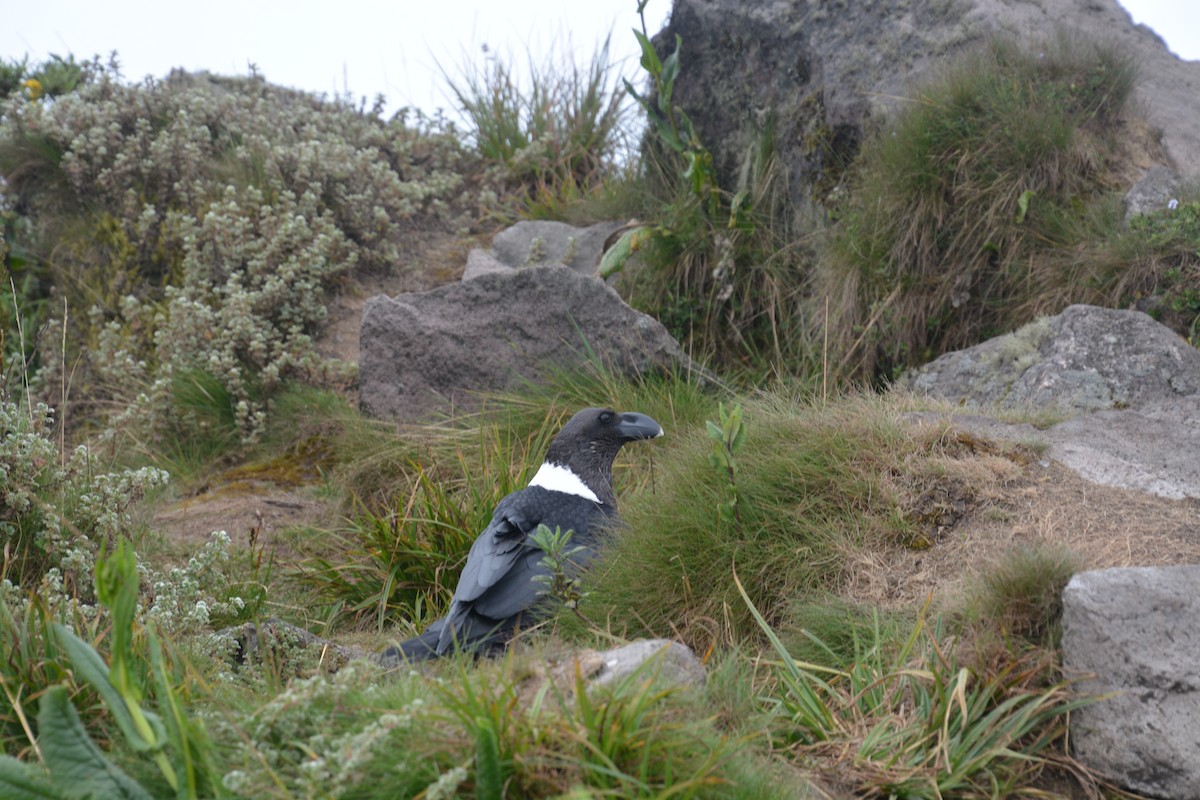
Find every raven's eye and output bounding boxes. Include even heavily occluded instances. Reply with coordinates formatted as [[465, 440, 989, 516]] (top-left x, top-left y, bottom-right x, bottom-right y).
[[599, 411, 613, 423]]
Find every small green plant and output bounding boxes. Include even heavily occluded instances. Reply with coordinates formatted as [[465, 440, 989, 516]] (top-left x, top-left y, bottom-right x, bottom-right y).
[[530, 524, 590, 617], [705, 402, 746, 523], [442, 33, 629, 216], [625, 1, 719, 216], [0, 399, 169, 598], [964, 543, 1081, 647], [0, 539, 224, 798]]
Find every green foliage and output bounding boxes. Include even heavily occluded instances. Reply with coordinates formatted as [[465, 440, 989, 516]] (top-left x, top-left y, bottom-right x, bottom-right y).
[[738, 576, 1091, 797], [823, 34, 1138, 380], [30, 685, 153, 799], [625, 7, 719, 217], [295, 421, 542, 631], [0, 53, 94, 106], [584, 392, 1030, 654], [530, 524, 589, 615], [1123, 199, 1200, 343], [0, 400, 169, 597], [618, 8, 811, 374], [964, 543, 1081, 647]]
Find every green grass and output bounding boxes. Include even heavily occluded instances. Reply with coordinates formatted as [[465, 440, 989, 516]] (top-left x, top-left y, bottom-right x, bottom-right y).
[[960, 543, 1082, 649], [574, 391, 1033, 655], [441, 33, 631, 220], [740, 577, 1093, 798]]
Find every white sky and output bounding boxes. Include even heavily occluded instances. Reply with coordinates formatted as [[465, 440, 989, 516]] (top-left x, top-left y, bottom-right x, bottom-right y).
[[0, 1, 1195, 119]]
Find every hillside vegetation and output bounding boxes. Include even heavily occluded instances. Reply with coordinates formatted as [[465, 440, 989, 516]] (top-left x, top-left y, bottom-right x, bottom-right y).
[[1, 23, 1197, 799]]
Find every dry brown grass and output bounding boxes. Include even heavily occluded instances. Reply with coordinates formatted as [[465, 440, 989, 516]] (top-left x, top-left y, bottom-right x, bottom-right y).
[[845, 458, 1200, 613]]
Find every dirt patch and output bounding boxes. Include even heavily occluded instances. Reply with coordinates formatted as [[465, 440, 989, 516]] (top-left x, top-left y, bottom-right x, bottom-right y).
[[845, 460, 1200, 610], [151, 484, 331, 553]]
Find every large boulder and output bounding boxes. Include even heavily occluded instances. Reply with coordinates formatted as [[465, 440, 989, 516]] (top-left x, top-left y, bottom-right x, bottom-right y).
[[359, 266, 695, 420], [657, 0, 1200, 222], [1062, 566, 1200, 799], [898, 304, 1200, 412]]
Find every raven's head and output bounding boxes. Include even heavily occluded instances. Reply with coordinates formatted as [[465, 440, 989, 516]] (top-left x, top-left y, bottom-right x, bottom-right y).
[[531, 408, 663, 505]]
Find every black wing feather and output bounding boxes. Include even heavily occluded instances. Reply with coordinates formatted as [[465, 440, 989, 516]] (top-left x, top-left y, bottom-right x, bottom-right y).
[[435, 486, 614, 655]]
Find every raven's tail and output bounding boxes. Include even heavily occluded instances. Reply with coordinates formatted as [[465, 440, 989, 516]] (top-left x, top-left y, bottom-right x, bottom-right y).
[[377, 625, 442, 666], [377, 618, 514, 667]]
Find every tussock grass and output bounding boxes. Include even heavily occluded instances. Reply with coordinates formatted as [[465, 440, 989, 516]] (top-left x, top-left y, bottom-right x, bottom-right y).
[[822, 33, 1138, 380], [442, 34, 631, 219], [961, 543, 1082, 649]]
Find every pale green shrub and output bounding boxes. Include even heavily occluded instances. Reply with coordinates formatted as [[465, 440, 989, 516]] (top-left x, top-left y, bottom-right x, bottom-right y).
[[0, 399, 168, 601], [0, 65, 478, 441]]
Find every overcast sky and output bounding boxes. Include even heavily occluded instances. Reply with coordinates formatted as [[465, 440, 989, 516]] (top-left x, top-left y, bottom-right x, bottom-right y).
[[0, 1, 1194, 119]]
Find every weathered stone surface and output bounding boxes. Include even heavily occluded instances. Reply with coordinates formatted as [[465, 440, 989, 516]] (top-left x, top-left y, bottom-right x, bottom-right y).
[[1041, 397, 1200, 500], [910, 395, 1200, 499], [1123, 165, 1182, 222], [359, 265, 695, 420], [658, 0, 1200, 224], [490, 220, 625, 274], [1062, 566, 1200, 799], [899, 305, 1200, 412], [587, 639, 706, 689], [462, 248, 511, 280]]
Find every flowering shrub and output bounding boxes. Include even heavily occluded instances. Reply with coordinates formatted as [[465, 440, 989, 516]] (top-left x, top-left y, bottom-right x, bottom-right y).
[[217, 664, 427, 797], [0, 400, 168, 600], [1, 400, 249, 635], [0, 66, 477, 441]]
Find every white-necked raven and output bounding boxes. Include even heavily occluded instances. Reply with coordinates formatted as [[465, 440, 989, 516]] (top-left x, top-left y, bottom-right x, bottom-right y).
[[382, 407, 663, 662]]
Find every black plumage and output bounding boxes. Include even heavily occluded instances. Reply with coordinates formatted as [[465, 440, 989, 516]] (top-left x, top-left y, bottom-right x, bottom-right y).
[[383, 407, 663, 662]]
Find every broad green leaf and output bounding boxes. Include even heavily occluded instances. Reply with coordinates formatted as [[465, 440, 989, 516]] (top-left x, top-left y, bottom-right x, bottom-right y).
[[0, 756, 63, 800], [1015, 189, 1035, 223], [597, 227, 653, 278], [36, 687, 155, 800], [632, 29, 662, 75], [50, 623, 166, 752]]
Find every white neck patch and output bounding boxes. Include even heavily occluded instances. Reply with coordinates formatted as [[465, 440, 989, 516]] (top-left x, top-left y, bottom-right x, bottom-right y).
[[528, 462, 601, 503]]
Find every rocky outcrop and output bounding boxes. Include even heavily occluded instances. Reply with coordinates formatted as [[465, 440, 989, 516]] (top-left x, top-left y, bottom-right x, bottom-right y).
[[359, 265, 695, 420], [658, 0, 1200, 221], [898, 305, 1200, 412], [898, 305, 1200, 499], [1062, 566, 1200, 799], [1123, 165, 1182, 222]]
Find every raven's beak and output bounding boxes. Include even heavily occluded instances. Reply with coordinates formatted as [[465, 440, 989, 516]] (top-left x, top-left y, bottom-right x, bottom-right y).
[[615, 412, 664, 440]]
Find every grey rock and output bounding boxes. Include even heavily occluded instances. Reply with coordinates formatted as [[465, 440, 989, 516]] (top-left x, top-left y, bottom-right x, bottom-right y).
[[658, 0, 1200, 227], [359, 265, 696, 420], [1123, 165, 1182, 222], [1041, 397, 1200, 500], [490, 220, 625, 274], [588, 639, 706, 689], [216, 618, 366, 666], [1062, 566, 1200, 799], [462, 248, 512, 280], [910, 396, 1200, 499], [899, 304, 1200, 412]]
